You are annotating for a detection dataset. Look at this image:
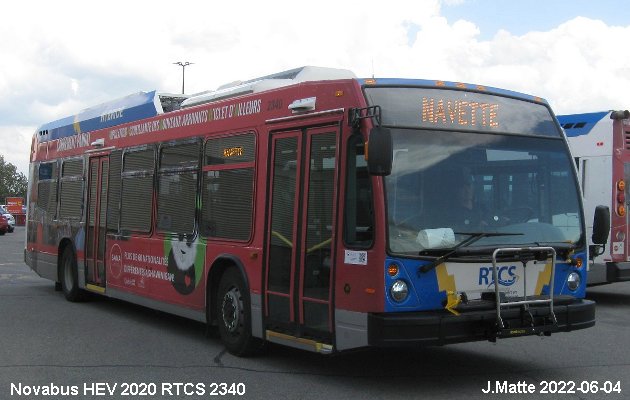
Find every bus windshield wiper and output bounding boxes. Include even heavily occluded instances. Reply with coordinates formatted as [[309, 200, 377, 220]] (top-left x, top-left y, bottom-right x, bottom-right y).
[[533, 241, 576, 250], [531, 241, 577, 259], [418, 232, 523, 274]]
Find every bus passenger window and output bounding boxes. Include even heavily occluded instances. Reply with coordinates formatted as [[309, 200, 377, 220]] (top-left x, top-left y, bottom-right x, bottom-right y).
[[157, 141, 200, 235], [36, 162, 58, 218], [120, 147, 155, 233], [344, 136, 374, 247], [201, 133, 255, 241], [58, 158, 84, 219]]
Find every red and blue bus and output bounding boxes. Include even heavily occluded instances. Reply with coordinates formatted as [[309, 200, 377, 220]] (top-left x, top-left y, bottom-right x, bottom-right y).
[[560, 110, 630, 285], [25, 66, 608, 355]]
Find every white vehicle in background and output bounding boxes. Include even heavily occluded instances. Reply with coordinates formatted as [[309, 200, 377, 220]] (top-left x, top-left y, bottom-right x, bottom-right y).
[[560, 110, 630, 285], [0, 205, 15, 233]]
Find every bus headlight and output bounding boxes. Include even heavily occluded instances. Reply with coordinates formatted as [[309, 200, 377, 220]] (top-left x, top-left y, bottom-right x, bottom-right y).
[[567, 272, 581, 291], [390, 280, 409, 302]]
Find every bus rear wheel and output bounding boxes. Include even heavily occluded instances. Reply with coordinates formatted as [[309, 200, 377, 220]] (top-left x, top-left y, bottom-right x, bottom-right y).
[[60, 247, 85, 302], [215, 268, 262, 356]]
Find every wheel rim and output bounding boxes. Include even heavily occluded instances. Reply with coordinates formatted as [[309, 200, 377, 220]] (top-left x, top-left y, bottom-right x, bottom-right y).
[[221, 287, 241, 333]]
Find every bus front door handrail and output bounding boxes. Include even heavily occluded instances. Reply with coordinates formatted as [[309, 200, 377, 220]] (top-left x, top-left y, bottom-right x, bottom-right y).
[[271, 231, 293, 248]]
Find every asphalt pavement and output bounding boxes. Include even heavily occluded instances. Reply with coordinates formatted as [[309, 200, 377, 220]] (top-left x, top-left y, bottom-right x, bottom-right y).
[[1, 226, 629, 399]]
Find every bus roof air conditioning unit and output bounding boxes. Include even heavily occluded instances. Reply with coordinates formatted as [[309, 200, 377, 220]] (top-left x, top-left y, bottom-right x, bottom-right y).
[[181, 66, 356, 108]]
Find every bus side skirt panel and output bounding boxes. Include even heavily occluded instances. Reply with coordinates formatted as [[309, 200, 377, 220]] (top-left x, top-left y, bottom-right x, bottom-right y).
[[77, 263, 86, 290], [27, 251, 58, 282], [251, 293, 263, 339], [107, 287, 206, 322], [334, 309, 368, 351]]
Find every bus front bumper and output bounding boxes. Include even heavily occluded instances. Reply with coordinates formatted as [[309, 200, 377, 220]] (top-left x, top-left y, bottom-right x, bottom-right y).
[[367, 298, 595, 347]]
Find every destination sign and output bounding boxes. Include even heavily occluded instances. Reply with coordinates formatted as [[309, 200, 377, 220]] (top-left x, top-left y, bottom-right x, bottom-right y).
[[421, 97, 499, 129], [364, 87, 560, 137], [223, 146, 244, 158]]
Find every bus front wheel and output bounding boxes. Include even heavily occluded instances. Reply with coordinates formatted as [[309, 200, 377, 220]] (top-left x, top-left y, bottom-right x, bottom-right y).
[[60, 247, 85, 302], [215, 268, 262, 356]]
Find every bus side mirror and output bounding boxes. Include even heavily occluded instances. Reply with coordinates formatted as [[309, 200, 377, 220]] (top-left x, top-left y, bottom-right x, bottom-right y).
[[367, 126, 392, 176], [610, 110, 630, 120], [592, 205, 610, 245]]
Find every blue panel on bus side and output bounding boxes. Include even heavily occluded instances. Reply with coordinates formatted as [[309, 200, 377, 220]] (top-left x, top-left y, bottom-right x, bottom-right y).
[[37, 90, 159, 142], [557, 111, 609, 137]]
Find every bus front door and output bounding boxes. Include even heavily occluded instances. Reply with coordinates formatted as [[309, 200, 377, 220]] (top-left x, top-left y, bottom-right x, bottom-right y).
[[265, 126, 339, 348], [85, 156, 109, 290]]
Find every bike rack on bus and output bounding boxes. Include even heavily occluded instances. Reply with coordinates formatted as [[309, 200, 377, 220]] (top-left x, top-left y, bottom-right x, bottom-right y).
[[491, 246, 558, 338]]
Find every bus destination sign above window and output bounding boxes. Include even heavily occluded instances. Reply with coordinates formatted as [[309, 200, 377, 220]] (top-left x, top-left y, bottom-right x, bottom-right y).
[[421, 97, 499, 129], [364, 87, 560, 137], [223, 146, 244, 158]]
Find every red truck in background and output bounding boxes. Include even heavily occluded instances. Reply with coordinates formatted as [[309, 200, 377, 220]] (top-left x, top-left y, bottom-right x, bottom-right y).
[[5, 197, 25, 226]]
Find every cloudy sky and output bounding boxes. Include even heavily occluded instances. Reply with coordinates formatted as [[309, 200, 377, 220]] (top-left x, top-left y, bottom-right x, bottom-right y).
[[1, 0, 629, 176]]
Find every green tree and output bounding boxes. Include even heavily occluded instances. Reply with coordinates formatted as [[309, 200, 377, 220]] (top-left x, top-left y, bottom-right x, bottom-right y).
[[0, 155, 27, 201]]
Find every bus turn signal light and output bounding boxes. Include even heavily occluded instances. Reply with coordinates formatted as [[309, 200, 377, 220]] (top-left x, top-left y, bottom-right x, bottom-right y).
[[616, 180, 626, 216], [570, 257, 583, 268]]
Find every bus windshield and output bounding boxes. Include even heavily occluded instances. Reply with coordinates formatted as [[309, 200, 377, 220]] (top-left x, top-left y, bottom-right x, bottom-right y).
[[385, 129, 583, 255], [363, 86, 581, 255]]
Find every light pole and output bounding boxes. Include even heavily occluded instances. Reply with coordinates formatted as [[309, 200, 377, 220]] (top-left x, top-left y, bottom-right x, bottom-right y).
[[173, 61, 193, 94]]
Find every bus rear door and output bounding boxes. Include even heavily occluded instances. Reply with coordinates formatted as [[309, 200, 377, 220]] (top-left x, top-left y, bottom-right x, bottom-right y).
[[86, 155, 109, 292]]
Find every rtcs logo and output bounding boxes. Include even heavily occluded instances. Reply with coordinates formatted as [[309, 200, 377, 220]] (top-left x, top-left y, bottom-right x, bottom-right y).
[[478, 266, 518, 287]]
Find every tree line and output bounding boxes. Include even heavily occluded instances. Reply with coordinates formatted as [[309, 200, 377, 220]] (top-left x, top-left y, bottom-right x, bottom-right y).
[[0, 155, 27, 201]]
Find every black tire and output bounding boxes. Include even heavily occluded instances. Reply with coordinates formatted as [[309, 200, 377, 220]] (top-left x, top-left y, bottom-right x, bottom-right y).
[[60, 247, 85, 302], [215, 268, 262, 356]]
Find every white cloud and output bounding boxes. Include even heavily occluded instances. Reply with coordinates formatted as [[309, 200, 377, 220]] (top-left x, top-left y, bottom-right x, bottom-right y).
[[0, 1, 629, 176], [0, 126, 33, 177], [504, 18, 629, 112]]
